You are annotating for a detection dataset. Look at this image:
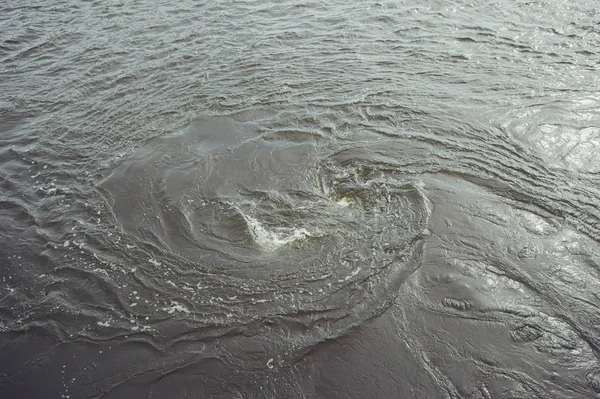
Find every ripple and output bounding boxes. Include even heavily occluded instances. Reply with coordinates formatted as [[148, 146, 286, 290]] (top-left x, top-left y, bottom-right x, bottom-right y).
[[503, 96, 600, 173]]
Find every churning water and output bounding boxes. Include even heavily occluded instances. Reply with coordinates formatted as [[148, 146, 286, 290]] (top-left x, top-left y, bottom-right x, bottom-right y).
[[1, 0, 600, 397]]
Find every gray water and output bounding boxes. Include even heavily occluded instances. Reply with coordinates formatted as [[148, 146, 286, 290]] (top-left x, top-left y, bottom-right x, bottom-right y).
[[2, 0, 600, 398]]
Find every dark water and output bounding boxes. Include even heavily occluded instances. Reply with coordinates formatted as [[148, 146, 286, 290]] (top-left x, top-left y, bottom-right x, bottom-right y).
[[2, 0, 600, 397]]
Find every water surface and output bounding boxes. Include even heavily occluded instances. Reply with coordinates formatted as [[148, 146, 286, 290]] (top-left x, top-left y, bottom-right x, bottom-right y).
[[1, 0, 600, 397]]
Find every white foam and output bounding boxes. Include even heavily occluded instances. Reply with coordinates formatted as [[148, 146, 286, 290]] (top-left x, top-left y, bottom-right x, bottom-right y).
[[163, 302, 190, 314], [336, 198, 352, 207], [243, 214, 310, 252]]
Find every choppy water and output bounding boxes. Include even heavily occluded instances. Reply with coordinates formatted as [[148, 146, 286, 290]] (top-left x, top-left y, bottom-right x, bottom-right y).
[[2, 0, 600, 397]]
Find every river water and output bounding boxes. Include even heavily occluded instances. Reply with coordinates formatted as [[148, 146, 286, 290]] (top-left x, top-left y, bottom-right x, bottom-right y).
[[2, 0, 600, 398]]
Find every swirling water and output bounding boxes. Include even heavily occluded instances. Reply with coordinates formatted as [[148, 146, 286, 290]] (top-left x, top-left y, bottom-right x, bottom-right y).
[[1, 0, 600, 397]]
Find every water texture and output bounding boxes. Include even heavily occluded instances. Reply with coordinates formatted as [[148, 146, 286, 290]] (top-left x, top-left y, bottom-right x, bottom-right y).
[[1, 0, 600, 397]]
